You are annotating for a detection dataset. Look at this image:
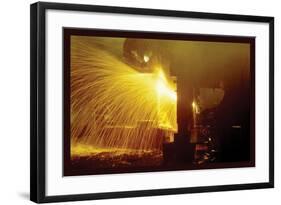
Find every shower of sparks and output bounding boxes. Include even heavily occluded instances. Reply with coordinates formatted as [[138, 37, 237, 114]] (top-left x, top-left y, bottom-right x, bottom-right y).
[[70, 37, 177, 157]]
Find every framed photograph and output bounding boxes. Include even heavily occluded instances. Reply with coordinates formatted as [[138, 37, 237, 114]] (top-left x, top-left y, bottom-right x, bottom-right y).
[[30, 2, 274, 203]]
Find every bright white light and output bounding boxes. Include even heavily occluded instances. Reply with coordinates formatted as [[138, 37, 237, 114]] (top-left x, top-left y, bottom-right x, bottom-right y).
[[192, 101, 196, 108], [143, 55, 150, 63], [192, 101, 200, 114], [156, 72, 177, 101]]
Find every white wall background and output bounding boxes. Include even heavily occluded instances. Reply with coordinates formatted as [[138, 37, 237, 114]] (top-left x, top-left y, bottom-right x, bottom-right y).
[[0, 0, 279, 204]]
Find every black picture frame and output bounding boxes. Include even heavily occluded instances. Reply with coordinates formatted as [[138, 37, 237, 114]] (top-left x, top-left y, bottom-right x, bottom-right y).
[[30, 2, 274, 203]]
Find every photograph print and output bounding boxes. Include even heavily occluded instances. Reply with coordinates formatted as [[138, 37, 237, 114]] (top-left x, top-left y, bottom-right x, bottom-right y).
[[63, 28, 255, 176]]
